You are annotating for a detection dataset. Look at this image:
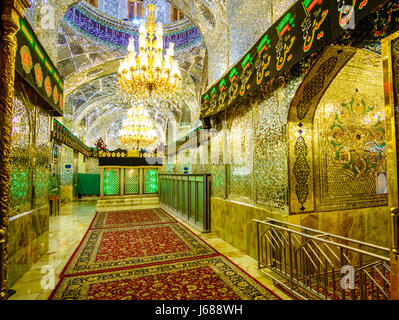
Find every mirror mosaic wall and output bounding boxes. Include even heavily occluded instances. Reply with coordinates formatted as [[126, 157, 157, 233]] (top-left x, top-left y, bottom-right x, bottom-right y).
[[173, 48, 388, 218], [10, 80, 52, 217]]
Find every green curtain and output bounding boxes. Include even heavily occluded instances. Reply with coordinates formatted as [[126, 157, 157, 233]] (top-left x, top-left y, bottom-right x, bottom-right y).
[[77, 173, 100, 196]]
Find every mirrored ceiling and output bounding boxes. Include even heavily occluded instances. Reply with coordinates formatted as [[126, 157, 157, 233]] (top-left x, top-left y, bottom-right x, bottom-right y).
[[55, 0, 207, 150], [86, 0, 185, 25]]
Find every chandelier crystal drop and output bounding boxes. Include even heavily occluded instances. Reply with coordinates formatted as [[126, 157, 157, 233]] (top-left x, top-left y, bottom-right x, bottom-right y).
[[118, 4, 182, 101], [119, 104, 157, 149]]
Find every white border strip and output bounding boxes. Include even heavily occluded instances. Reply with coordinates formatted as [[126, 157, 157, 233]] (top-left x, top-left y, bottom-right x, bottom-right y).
[[9, 205, 49, 222], [9, 210, 33, 222]]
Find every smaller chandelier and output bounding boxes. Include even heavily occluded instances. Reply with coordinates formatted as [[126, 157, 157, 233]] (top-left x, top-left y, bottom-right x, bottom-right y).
[[118, 4, 182, 101], [119, 104, 157, 149]]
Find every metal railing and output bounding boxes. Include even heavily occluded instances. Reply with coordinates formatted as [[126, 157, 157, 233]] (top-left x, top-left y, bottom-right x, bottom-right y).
[[159, 174, 211, 232], [255, 218, 391, 300]]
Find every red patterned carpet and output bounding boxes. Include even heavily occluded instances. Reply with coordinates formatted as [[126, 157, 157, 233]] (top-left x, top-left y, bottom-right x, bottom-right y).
[[51, 208, 281, 300], [91, 208, 176, 229], [50, 256, 279, 300], [61, 222, 218, 276]]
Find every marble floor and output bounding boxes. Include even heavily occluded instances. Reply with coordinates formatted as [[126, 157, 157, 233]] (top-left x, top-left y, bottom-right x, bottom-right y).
[[9, 201, 291, 300]]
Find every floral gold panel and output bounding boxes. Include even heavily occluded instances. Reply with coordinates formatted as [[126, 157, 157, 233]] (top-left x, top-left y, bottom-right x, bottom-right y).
[[288, 45, 356, 213], [381, 30, 399, 300], [314, 49, 388, 211]]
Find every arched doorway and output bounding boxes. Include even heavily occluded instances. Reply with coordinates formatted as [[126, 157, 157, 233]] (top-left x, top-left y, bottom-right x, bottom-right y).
[[287, 45, 389, 246]]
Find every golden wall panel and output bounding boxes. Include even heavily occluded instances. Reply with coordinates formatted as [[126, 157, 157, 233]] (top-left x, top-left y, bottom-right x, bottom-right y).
[[211, 197, 389, 262], [8, 206, 49, 287], [174, 46, 388, 218], [381, 30, 399, 300], [287, 46, 356, 213], [314, 51, 388, 210]]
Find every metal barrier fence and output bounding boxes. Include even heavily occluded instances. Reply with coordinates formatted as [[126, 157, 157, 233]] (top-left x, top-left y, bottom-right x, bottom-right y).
[[254, 218, 391, 300], [159, 174, 211, 232]]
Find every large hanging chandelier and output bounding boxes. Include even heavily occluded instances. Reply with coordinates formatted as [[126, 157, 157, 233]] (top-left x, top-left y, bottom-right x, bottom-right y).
[[119, 104, 157, 149], [118, 4, 182, 101]]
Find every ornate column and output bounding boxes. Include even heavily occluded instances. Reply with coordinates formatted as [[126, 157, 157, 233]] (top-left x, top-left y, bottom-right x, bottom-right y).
[[382, 31, 399, 300], [120, 168, 125, 196], [0, 0, 30, 300], [139, 168, 144, 195]]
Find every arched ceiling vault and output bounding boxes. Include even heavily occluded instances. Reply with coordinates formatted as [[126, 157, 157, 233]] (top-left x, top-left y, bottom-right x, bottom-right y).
[[24, 0, 296, 149], [85, 109, 166, 150], [73, 93, 180, 137], [43, 0, 208, 149], [68, 62, 201, 135]]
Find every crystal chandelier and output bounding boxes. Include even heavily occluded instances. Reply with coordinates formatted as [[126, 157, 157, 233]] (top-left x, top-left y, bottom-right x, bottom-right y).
[[119, 104, 157, 149], [118, 4, 182, 101]]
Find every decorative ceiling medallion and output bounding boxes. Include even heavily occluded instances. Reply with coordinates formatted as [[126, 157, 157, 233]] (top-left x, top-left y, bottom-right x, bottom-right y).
[[44, 76, 52, 97], [20, 45, 33, 74], [328, 96, 386, 178], [34, 63, 43, 87]]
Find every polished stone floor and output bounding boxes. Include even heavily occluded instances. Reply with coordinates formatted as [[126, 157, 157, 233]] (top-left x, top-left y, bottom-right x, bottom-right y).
[[9, 201, 291, 300]]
